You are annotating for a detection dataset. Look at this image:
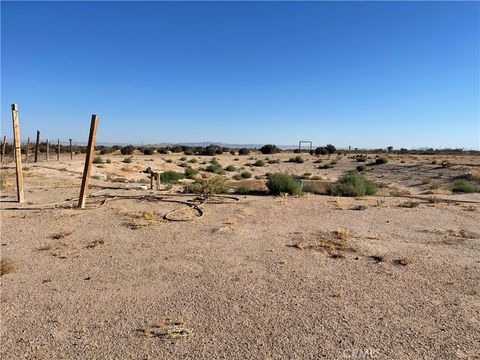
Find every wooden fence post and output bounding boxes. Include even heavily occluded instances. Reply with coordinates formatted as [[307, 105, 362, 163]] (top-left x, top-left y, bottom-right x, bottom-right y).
[[78, 115, 99, 209], [1, 135, 6, 164], [46, 139, 49, 161], [69, 138, 73, 160], [11, 104, 24, 203], [34, 130, 40, 163], [57, 138, 60, 161], [25, 137, 30, 163]]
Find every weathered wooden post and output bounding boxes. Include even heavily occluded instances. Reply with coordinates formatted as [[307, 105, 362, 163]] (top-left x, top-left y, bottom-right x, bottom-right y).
[[46, 139, 50, 161], [69, 138, 73, 160], [34, 130, 40, 163], [25, 137, 30, 163], [11, 104, 24, 203], [1, 135, 6, 164], [78, 115, 99, 209], [57, 138, 60, 161]]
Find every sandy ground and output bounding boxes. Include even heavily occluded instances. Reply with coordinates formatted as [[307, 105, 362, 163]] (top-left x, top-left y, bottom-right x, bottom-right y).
[[1, 151, 479, 359]]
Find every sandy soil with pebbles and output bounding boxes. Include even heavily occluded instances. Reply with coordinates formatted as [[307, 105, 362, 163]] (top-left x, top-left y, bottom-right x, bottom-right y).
[[1, 151, 479, 359]]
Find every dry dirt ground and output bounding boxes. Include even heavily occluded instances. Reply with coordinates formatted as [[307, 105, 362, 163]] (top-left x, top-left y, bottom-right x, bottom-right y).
[[1, 151, 479, 359]]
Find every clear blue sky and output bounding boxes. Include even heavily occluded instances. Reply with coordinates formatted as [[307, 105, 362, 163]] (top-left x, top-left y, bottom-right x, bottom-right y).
[[1, 1, 479, 149]]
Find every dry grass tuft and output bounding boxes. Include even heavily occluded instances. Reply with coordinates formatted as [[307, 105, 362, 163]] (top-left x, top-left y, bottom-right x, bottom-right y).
[[396, 257, 413, 266], [0, 258, 14, 275], [449, 229, 475, 239], [334, 228, 351, 241], [335, 197, 347, 210], [399, 201, 420, 208], [370, 254, 386, 263], [51, 230, 72, 240]]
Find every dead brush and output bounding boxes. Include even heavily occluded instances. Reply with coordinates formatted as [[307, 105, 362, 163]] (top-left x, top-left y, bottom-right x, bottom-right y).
[[0, 258, 14, 275], [399, 201, 420, 208], [51, 230, 72, 240], [291, 230, 357, 256], [396, 257, 413, 266], [86, 239, 105, 249], [449, 229, 475, 239], [142, 316, 191, 340], [370, 254, 386, 263]]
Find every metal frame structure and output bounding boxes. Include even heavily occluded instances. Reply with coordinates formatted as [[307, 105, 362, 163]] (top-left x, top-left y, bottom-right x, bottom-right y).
[[298, 140, 313, 151]]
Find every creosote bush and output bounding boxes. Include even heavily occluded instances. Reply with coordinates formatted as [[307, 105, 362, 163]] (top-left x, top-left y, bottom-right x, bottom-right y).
[[267, 172, 302, 196], [160, 171, 185, 184], [143, 147, 154, 155], [288, 156, 304, 164], [240, 171, 252, 179], [205, 163, 224, 174], [92, 156, 104, 164], [327, 172, 378, 197], [184, 167, 199, 179], [452, 180, 477, 193], [224, 165, 236, 172], [260, 144, 280, 154], [375, 157, 389, 164], [254, 160, 265, 167], [123, 157, 132, 163], [238, 148, 250, 155], [121, 145, 135, 155]]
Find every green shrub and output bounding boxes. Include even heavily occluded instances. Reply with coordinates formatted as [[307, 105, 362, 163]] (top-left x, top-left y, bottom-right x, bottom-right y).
[[184, 167, 199, 179], [120, 145, 135, 155], [452, 180, 477, 193], [238, 148, 250, 155], [224, 165, 236, 172], [205, 163, 224, 174], [356, 165, 366, 172], [268, 159, 280, 164], [180, 156, 187, 161], [375, 157, 389, 164], [356, 156, 367, 162], [188, 158, 197, 163], [92, 156, 104, 164], [165, 159, 173, 163], [288, 156, 304, 164], [177, 162, 189, 168], [240, 171, 252, 179], [160, 171, 185, 183], [254, 160, 265, 167], [327, 172, 378, 197], [266, 172, 302, 196], [106, 159, 112, 164], [122, 157, 132, 163]]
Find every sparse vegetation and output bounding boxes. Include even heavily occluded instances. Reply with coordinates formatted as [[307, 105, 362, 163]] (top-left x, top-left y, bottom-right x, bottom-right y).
[[143, 147, 154, 155], [122, 157, 132, 163], [238, 148, 250, 155], [183, 175, 227, 194], [205, 163, 224, 174], [184, 167, 199, 179], [224, 165, 236, 172], [253, 160, 265, 167]]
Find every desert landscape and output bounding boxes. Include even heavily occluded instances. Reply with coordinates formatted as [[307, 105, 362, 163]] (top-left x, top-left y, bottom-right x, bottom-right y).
[[1, 148, 479, 359]]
